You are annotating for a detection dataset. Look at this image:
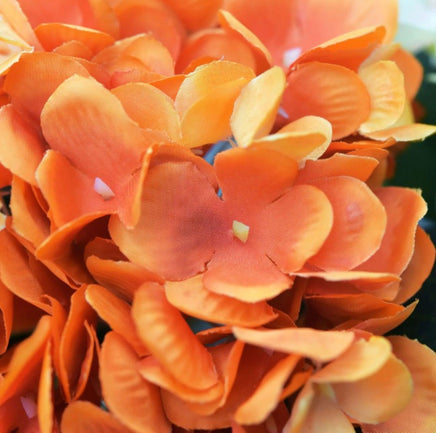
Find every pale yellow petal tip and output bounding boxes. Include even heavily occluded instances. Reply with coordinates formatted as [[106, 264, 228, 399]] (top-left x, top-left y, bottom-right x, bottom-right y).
[[94, 177, 115, 200], [0, 213, 5, 230], [233, 220, 250, 243]]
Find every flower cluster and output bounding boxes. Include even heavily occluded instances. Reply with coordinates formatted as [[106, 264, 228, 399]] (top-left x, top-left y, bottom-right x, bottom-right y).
[[0, 0, 436, 432]]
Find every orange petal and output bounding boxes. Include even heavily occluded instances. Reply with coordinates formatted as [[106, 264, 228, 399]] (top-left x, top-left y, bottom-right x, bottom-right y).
[[4, 52, 90, 122], [85, 284, 148, 357], [218, 9, 272, 73], [394, 226, 436, 304], [60, 401, 131, 433], [100, 331, 170, 433], [358, 60, 406, 134], [357, 187, 427, 275], [296, 152, 379, 184], [132, 282, 218, 390], [282, 62, 371, 139], [114, 0, 185, 59], [0, 280, 13, 354], [333, 354, 412, 424], [0, 315, 51, 405], [233, 327, 354, 362], [361, 336, 436, 433], [362, 122, 436, 142], [252, 116, 332, 163], [165, 274, 277, 326], [112, 82, 182, 142], [175, 60, 254, 147], [261, 184, 334, 273], [307, 176, 387, 270], [292, 26, 386, 71], [37, 340, 54, 433], [230, 66, 285, 147], [235, 354, 300, 425]]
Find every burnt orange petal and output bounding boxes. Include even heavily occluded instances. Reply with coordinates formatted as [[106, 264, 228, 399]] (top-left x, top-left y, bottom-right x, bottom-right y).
[[394, 226, 436, 304], [261, 184, 334, 273], [233, 327, 354, 362], [61, 401, 131, 433], [165, 274, 277, 326], [235, 354, 300, 425], [114, 0, 185, 59], [100, 331, 170, 433], [112, 82, 182, 142], [333, 354, 412, 424], [175, 60, 254, 147], [230, 66, 285, 147], [252, 116, 332, 163], [218, 9, 272, 73], [296, 152, 379, 184], [292, 26, 386, 71], [0, 280, 13, 354], [4, 52, 90, 122], [132, 282, 218, 390], [34, 23, 115, 54], [282, 62, 371, 139], [359, 60, 406, 134], [307, 176, 386, 270], [0, 164, 12, 188], [0, 315, 50, 405], [362, 336, 436, 433], [357, 187, 427, 275], [37, 340, 54, 433], [109, 159, 223, 280]]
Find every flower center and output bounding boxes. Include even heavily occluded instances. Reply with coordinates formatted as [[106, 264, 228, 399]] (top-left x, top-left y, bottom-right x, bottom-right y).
[[232, 220, 250, 243]]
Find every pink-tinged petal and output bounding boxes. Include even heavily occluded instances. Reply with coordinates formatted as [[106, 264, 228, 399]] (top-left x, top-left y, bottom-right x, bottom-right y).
[[313, 336, 392, 383], [357, 187, 427, 275], [362, 337, 436, 433], [333, 354, 412, 424], [165, 274, 277, 326], [218, 10, 272, 73], [4, 52, 90, 123], [132, 282, 218, 390], [112, 82, 182, 142], [0, 315, 50, 405], [114, 0, 185, 59], [0, 280, 13, 354], [362, 123, 436, 142], [261, 184, 333, 273], [215, 147, 298, 216], [61, 401, 131, 433], [109, 159, 223, 280], [85, 284, 148, 356], [34, 23, 115, 54], [292, 26, 386, 71], [252, 116, 332, 163], [204, 242, 292, 302], [235, 354, 300, 425], [100, 331, 171, 433], [282, 62, 371, 139], [308, 177, 386, 270], [394, 226, 435, 304], [231, 66, 285, 147], [358, 60, 406, 134], [296, 152, 379, 184], [233, 327, 354, 362]]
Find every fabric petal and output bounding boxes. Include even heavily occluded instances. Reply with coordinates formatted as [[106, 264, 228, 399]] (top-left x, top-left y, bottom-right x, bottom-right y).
[[359, 60, 406, 134], [61, 401, 131, 433], [282, 62, 371, 139], [307, 176, 387, 270], [37, 341, 54, 433], [165, 274, 277, 326], [362, 123, 436, 142], [361, 337, 436, 433], [0, 280, 13, 355], [233, 327, 354, 362], [231, 66, 285, 147], [132, 282, 218, 390], [100, 331, 170, 433]]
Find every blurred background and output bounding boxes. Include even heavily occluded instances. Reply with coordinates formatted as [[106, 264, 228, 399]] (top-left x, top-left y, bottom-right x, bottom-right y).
[[389, 0, 436, 350]]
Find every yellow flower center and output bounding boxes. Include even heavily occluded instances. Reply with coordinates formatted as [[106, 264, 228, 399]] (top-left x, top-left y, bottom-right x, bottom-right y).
[[232, 220, 250, 243]]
